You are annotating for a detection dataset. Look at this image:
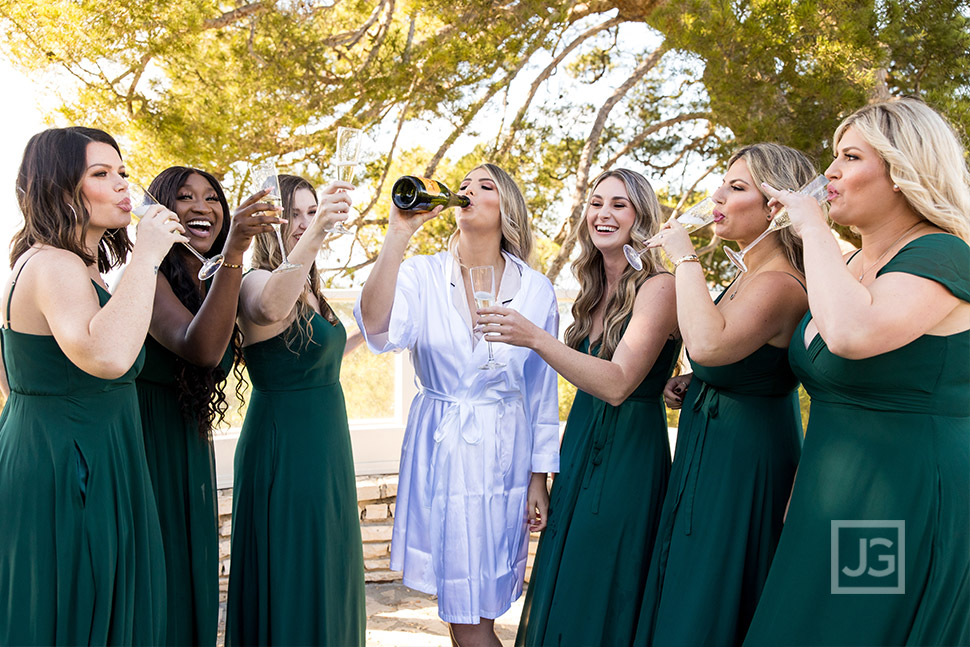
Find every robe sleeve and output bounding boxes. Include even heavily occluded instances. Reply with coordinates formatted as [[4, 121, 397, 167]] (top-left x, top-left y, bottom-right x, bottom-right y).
[[524, 280, 561, 474], [353, 256, 424, 353]]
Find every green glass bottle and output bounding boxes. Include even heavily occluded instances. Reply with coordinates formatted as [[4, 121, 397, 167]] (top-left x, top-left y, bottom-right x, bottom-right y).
[[391, 176, 470, 212]]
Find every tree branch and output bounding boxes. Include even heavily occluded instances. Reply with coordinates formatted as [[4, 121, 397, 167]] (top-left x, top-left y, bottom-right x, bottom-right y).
[[546, 41, 669, 281]]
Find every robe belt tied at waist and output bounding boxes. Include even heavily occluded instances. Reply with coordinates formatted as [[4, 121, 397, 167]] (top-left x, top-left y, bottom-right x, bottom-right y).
[[419, 386, 523, 445]]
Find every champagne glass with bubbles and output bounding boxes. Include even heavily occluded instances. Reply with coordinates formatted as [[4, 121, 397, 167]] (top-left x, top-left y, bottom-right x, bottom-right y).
[[127, 183, 225, 280], [327, 126, 362, 236], [470, 265, 504, 370], [624, 197, 717, 270], [724, 175, 829, 272], [250, 160, 301, 273]]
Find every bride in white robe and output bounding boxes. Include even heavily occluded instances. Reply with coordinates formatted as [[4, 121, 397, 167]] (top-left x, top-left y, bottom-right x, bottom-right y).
[[355, 163, 559, 644]]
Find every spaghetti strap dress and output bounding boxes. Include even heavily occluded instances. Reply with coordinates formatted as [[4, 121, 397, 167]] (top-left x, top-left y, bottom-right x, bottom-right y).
[[743, 233, 969, 646], [226, 311, 365, 646], [516, 334, 681, 647], [634, 283, 803, 647], [136, 327, 231, 646], [0, 265, 166, 645]]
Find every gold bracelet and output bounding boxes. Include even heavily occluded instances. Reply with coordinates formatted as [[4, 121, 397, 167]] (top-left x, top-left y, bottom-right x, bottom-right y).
[[222, 261, 243, 269], [672, 254, 700, 268]]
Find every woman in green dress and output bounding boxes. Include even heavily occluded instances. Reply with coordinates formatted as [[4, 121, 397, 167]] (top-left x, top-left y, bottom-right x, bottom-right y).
[[478, 168, 679, 646], [136, 166, 277, 645], [226, 174, 366, 646], [0, 127, 185, 644], [744, 99, 969, 646], [636, 143, 813, 646]]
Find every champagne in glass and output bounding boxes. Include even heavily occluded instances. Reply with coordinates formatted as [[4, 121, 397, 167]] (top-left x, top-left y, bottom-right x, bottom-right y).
[[327, 127, 362, 235], [624, 197, 716, 270], [724, 175, 829, 272], [127, 183, 225, 280], [469, 265, 504, 370], [250, 160, 301, 273]]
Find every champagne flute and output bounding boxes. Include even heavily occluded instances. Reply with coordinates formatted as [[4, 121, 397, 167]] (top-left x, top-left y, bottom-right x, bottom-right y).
[[624, 197, 716, 270], [127, 183, 225, 280], [250, 160, 301, 273], [327, 126, 362, 235], [469, 265, 505, 370], [724, 174, 829, 272]]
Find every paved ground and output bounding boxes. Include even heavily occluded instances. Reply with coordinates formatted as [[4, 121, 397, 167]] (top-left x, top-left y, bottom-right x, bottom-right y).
[[218, 581, 526, 646]]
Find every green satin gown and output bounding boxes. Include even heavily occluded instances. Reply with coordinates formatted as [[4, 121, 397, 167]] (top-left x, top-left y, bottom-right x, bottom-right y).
[[226, 312, 365, 646], [634, 301, 803, 646], [516, 335, 681, 647], [743, 234, 969, 646], [0, 276, 166, 645], [136, 334, 231, 646]]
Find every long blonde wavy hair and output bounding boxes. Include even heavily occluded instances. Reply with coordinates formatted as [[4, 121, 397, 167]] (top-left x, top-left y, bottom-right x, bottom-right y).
[[448, 163, 535, 266], [564, 169, 665, 360], [250, 174, 338, 351], [834, 98, 970, 242], [729, 143, 817, 274]]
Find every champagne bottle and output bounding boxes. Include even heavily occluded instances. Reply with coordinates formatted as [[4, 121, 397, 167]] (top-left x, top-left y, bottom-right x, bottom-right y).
[[391, 176, 470, 212]]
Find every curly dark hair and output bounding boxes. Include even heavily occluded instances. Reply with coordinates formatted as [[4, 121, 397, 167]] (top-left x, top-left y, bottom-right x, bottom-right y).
[[148, 166, 246, 436]]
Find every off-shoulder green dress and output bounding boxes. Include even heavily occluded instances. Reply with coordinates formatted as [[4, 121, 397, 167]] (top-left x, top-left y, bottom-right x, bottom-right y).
[[743, 234, 969, 646], [516, 335, 681, 646], [226, 312, 365, 646], [0, 275, 165, 645]]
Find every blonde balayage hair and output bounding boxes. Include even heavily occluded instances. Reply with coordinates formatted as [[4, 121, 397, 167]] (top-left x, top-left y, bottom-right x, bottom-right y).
[[729, 142, 816, 274], [834, 97, 970, 242], [251, 174, 338, 351], [564, 168, 665, 360], [449, 163, 535, 266]]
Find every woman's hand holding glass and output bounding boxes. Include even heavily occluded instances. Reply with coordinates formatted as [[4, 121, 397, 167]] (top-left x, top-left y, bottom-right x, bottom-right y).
[[476, 305, 541, 349], [132, 204, 189, 264], [760, 181, 830, 239], [224, 188, 286, 259], [646, 214, 698, 260], [314, 181, 355, 235]]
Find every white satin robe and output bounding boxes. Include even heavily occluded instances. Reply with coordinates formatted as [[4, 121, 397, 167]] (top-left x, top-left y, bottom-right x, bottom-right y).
[[354, 250, 560, 623]]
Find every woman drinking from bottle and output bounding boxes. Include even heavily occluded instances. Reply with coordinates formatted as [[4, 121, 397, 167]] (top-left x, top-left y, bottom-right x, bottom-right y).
[[0, 126, 185, 644], [137, 166, 278, 646], [475, 168, 679, 647], [227, 175, 366, 646], [355, 163, 560, 646]]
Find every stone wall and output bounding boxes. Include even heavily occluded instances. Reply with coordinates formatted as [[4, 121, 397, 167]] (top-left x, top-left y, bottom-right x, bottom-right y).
[[217, 474, 540, 597]]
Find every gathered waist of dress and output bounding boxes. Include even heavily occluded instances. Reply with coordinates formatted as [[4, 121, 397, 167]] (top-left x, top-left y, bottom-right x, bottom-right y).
[[806, 395, 970, 419], [7, 382, 136, 398], [249, 379, 342, 393]]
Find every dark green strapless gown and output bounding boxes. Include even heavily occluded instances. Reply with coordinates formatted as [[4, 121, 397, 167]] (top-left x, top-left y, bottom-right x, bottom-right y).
[[634, 286, 803, 647], [515, 335, 681, 647], [744, 234, 969, 646], [0, 279, 166, 645], [136, 334, 231, 646], [226, 312, 365, 646]]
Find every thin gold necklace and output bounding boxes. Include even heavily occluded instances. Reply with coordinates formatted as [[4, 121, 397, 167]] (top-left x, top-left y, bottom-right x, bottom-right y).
[[857, 221, 923, 281], [728, 249, 783, 300]]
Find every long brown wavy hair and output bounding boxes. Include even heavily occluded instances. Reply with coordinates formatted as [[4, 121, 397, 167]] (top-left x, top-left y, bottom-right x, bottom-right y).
[[149, 166, 246, 436], [250, 174, 338, 352], [13, 127, 132, 271], [564, 168, 665, 360]]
